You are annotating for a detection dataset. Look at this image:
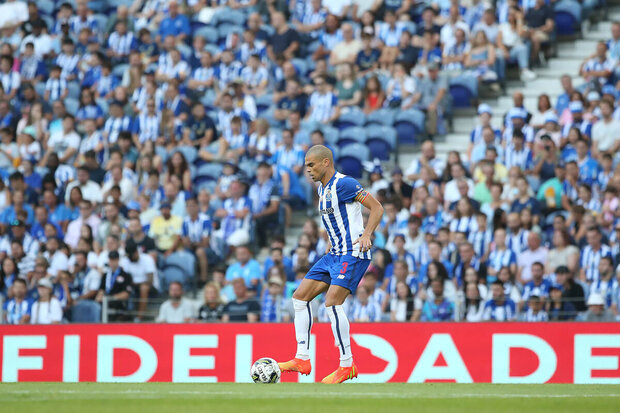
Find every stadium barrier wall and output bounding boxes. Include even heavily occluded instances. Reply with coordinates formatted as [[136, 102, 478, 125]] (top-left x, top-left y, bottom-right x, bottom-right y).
[[1, 323, 619, 383]]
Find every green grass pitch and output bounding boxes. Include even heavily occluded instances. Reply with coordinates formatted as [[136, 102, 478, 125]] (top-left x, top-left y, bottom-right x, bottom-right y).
[[1, 383, 618, 413]]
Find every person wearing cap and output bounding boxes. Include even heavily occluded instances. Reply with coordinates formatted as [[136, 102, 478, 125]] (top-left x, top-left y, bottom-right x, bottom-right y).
[[5, 218, 38, 258], [149, 199, 182, 255], [120, 238, 158, 320], [260, 275, 291, 322], [502, 107, 534, 144], [533, 111, 560, 143], [583, 292, 614, 321], [547, 283, 577, 321], [96, 250, 133, 320], [468, 103, 501, 158], [387, 167, 413, 209], [29, 276, 63, 324], [592, 98, 620, 157], [561, 100, 593, 138], [40, 114, 80, 168]]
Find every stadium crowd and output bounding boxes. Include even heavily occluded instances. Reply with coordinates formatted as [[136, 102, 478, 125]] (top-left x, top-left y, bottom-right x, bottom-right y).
[[0, 0, 618, 324]]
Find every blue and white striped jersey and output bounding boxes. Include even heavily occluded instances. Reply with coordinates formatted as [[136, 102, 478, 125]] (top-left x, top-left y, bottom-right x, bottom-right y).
[[580, 244, 613, 282], [45, 77, 66, 101], [487, 247, 516, 272], [308, 91, 338, 123], [55, 53, 80, 80], [182, 213, 212, 243], [3, 298, 31, 324], [504, 143, 533, 170], [104, 115, 133, 144], [108, 32, 136, 56], [134, 113, 161, 144], [318, 172, 371, 259], [482, 298, 516, 321], [350, 297, 382, 321]]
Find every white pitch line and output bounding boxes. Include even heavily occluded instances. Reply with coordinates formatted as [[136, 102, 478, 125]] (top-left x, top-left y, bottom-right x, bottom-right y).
[[2, 390, 620, 400]]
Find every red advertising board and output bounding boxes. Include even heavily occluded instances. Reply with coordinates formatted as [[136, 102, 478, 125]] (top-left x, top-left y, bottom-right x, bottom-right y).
[[1, 323, 619, 383]]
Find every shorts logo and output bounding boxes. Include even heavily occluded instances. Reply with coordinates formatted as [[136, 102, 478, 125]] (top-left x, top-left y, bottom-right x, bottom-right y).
[[320, 207, 334, 215], [337, 275, 345, 279]]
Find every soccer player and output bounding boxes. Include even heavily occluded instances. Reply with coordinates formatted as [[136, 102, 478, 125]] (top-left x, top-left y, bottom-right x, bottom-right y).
[[277, 145, 384, 383]]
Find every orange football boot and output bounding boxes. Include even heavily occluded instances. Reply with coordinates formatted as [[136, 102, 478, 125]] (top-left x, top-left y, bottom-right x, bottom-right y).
[[321, 364, 358, 384], [278, 358, 312, 375]]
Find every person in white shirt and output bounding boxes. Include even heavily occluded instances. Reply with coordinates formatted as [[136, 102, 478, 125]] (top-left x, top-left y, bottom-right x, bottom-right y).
[[156, 281, 196, 323], [592, 99, 620, 156], [121, 241, 158, 320], [101, 165, 135, 204], [41, 114, 80, 166], [30, 278, 63, 324], [42, 237, 69, 278], [517, 232, 548, 284], [65, 166, 103, 204], [65, 200, 102, 249]]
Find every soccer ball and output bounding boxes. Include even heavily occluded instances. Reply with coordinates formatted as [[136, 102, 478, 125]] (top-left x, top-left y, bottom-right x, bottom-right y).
[[251, 357, 281, 383]]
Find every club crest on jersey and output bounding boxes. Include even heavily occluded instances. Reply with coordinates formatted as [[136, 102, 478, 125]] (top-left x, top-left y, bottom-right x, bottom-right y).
[[324, 188, 332, 198]]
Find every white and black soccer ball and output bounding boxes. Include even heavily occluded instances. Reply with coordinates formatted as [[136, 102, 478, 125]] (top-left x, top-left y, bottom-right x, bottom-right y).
[[251, 357, 281, 383]]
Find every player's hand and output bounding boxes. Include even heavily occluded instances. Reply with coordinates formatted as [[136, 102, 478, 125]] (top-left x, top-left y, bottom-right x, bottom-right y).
[[353, 235, 372, 253]]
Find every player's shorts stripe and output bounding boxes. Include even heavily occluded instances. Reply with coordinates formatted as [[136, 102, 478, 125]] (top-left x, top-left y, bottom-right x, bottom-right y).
[[332, 306, 345, 355], [306, 301, 312, 350]]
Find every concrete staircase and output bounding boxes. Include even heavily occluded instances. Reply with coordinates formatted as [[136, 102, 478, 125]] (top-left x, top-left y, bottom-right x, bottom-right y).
[[396, 8, 620, 172]]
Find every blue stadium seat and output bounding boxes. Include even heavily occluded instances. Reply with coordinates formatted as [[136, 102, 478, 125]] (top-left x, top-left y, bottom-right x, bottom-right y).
[[195, 26, 219, 44], [321, 125, 339, 147], [365, 108, 396, 126], [163, 251, 196, 290], [554, 10, 580, 36], [38, 0, 55, 16], [336, 107, 365, 130], [292, 58, 308, 77], [204, 44, 220, 57], [190, 21, 207, 32], [255, 94, 274, 115], [365, 125, 397, 160], [217, 24, 244, 42], [70, 300, 101, 322], [393, 109, 425, 145], [65, 98, 79, 116], [337, 126, 366, 148], [174, 146, 198, 165], [67, 82, 81, 100], [195, 162, 223, 181], [337, 143, 369, 179], [92, 14, 108, 32], [112, 64, 129, 78], [449, 75, 478, 109], [215, 9, 246, 26], [161, 264, 188, 292]]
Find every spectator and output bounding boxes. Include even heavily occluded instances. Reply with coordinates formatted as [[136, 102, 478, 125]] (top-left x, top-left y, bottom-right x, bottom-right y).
[[249, 162, 281, 248], [547, 284, 577, 321], [420, 278, 455, 321], [521, 295, 548, 321], [260, 276, 291, 322], [591, 99, 620, 157], [121, 241, 157, 321], [198, 282, 225, 321], [580, 226, 612, 283], [483, 280, 517, 321], [225, 245, 261, 294], [3, 278, 31, 324], [149, 201, 182, 256], [222, 278, 260, 322], [95, 250, 133, 321], [517, 232, 548, 284], [409, 61, 447, 138], [463, 281, 485, 321], [350, 284, 382, 322], [582, 293, 614, 321], [390, 280, 416, 322], [156, 281, 195, 323], [30, 278, 63, 324], [555, 265, 586, 312], [524, 0, 554, 64]]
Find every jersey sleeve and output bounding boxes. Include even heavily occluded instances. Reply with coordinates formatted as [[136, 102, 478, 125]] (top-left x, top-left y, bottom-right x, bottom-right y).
[[338, 176, 367, 203]]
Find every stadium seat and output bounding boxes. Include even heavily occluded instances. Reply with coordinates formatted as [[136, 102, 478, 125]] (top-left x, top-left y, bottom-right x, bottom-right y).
[[190, 21, 207, 32], [163, 251, 196, 292], [195, 26, 219, 45], [70, 300, 101, 322], [337, 126, 366, 148], [174, 146, 198, 165], [112, 64, 129, 78], [38, 0, 55, 16], [195, 162, 223, 181], [92, 14, 109, 32], [255, 94, 273, 115], [393, 109, 425, 145], [41, 15, 54, 32], [292, 58, 309, 77], [554, 11, 580, 36], [65, 98, 79, 116], [160, 264, 188, 292], [35, 82, 46, 98], [215, 9, 246, 26], [321, 125, 339, 147], [336, 107, 365, 130], [204, 43, 220, 57], [365, 125, 397, 160], [67, 82, 81, 100], [365, 108, 396, 126], [337, 143, 369, 179], [217, 24, 244, 42]]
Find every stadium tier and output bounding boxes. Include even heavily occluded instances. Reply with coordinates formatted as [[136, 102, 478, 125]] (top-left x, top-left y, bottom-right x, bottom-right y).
[[0, 0, 618, 328]]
